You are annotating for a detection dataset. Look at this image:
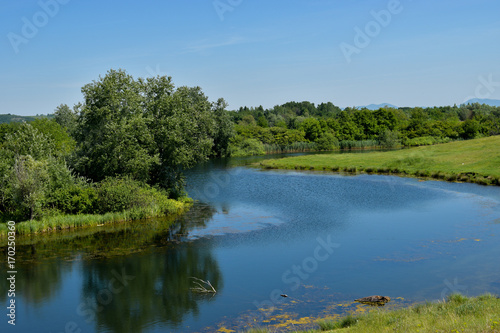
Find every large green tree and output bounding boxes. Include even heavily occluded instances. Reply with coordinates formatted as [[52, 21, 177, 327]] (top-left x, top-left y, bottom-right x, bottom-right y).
[[54, 103, 78, 135], [73, 69, 231, 196]]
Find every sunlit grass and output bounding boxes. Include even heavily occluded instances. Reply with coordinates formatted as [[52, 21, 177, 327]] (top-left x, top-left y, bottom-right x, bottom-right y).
[[260, 136, 500, 185], [243, 294, 500, 333], [0, 199, 190, 236]]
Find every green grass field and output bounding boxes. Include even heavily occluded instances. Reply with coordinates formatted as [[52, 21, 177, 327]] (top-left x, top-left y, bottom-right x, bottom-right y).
[[260, 136, 500, 185]]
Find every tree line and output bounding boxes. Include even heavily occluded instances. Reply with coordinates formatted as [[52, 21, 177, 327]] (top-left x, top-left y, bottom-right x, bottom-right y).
[[227, 101, 500, 155]]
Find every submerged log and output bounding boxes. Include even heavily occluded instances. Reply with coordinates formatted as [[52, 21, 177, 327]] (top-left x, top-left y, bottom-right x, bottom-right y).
[[354, 295, 391, 305]]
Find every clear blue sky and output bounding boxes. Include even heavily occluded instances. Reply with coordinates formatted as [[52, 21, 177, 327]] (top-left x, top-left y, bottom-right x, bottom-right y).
[[1, 0, 500, 116]]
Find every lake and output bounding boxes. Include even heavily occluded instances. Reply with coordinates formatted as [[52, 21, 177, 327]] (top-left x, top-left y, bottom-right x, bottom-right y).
[[2, 154, 500, 332]]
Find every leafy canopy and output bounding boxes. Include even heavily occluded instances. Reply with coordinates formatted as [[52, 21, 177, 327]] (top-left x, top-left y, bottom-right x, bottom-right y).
[[73, 69, 232, 194]]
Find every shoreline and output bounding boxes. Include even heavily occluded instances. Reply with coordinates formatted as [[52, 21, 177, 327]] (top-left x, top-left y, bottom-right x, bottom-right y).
[[259, 136, 500, 187], [260, 162, 499, 186], [0, 199, 191, 238], [244, 294, 500, 332]]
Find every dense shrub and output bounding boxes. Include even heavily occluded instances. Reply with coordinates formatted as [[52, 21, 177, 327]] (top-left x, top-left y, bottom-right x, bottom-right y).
[[315, 132, 339, 151], [403, 136, 451, 146], [379, 129, 401, 148], [96, 177, 162, 213], [230, 138, 266, 157]]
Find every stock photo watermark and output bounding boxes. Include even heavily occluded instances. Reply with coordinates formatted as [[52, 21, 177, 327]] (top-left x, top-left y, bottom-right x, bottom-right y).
[[192, 167, 243, 202], [6, 221, 17, 326], [54, 268, 135, 333], [7, 0, 71, 54], [462, 74, 500, 104], [440, 277, 467, 300], [253, 235, 340, 316], [77, 268, 135, 322], [339, 0, 405, 64], [145, 64, 168, 78], [213, 0, 243, 21]]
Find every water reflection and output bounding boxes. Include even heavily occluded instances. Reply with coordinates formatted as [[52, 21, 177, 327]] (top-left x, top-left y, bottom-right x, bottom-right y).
[[80, 242, 222, 332], [0, 253, 69, 306], [0, 204, 224, 332]]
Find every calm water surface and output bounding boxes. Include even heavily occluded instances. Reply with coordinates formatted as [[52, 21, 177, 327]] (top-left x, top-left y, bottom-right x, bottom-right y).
[[2, 154, 500, 332]]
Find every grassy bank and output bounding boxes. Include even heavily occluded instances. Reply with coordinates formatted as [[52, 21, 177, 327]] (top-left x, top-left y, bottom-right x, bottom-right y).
[[246, 294, 500, 333], [0, 198, 190, 237], [260, 136, 500, 185]]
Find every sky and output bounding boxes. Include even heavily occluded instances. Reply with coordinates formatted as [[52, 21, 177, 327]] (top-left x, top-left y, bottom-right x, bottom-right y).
[[1, 0, 500, 116]]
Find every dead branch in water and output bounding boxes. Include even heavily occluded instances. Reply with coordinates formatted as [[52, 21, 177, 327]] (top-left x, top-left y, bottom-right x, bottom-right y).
[[190, 277, 216, 294]]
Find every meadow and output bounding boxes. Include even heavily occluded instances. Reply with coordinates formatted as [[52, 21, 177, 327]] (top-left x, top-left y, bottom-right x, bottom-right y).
[[260, 136, 500, 186]]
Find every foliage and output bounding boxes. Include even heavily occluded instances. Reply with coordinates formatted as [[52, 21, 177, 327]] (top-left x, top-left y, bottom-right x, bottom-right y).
[[3, 122, 55, 160], [227, 101, 500, 156], [0, 71, 211, 223], [7, 199, 187, 236], [403, 136, 451, 147], [0, 122, 21, 145], [73, 70, 158, 183], [211, 98, 235, 158], [315, 132, 339, 151], [30, 118, 76, 157], [73, 69, 231, 195], [1, 156, 186, 224], [11, 155, 50, 220], [230, 138, 265, 157], [53, 103, 78, 135], [378, 129, 401, 148], [299, 117, 322, 141], [94, 176, 173, 214]]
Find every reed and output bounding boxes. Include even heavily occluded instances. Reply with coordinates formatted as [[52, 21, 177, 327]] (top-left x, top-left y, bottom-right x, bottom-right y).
[[264, 142, 318, 154], [339, 140, 379, 149], [1, 199, 189, 236]]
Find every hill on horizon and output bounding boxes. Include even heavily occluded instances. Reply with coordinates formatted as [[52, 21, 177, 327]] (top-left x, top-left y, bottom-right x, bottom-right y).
[[357, 103, 398, 110], [463, 98, 500, 107], [0, 113, 53, 124]]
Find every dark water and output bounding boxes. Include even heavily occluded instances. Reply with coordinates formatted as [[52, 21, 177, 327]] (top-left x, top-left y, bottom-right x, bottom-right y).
[[2, 155, 500, 332]]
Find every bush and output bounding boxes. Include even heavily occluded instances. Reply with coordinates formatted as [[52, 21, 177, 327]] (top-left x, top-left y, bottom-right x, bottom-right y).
[[95, 176, 177, 215], [315, 132, 339, 151], [379, 129, 401, 148], [46, 183, 97, 215], [230, 138, 266, 156], [403, 136, 451, 147]]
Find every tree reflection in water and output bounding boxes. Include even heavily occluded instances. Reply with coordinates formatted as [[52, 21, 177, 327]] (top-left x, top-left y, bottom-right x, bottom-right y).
[[81, 241, 222, 332], [0, 203, 222, 332]]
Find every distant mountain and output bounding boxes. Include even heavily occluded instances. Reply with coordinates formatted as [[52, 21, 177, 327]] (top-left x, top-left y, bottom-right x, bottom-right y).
[[0, 113, 53, 124], [462, 98, 500, 107], [357, 103, 398, 110]]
